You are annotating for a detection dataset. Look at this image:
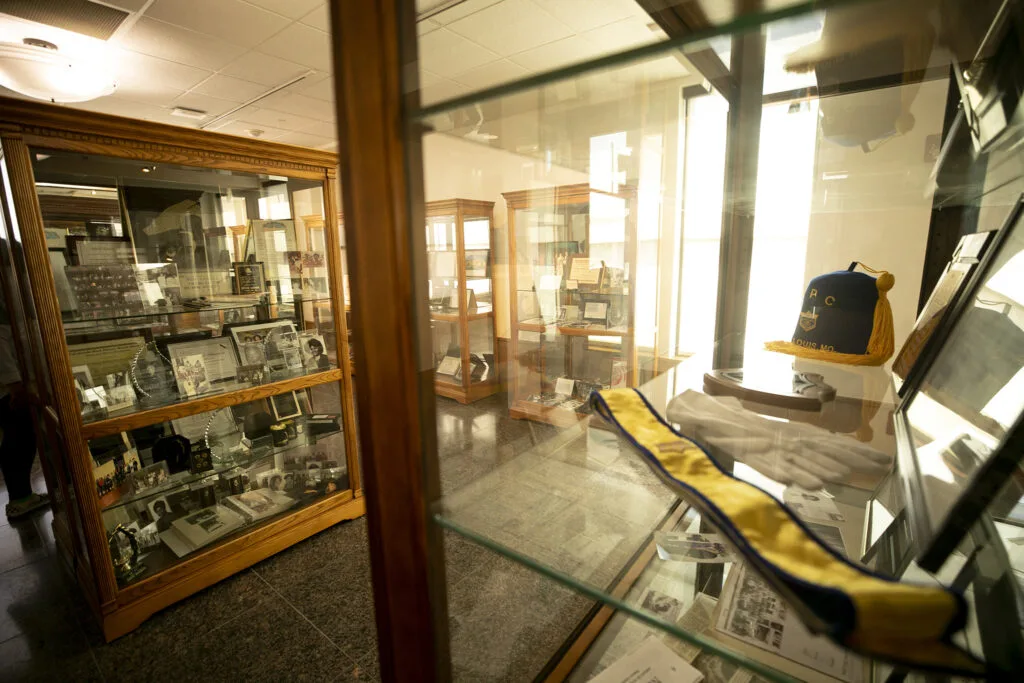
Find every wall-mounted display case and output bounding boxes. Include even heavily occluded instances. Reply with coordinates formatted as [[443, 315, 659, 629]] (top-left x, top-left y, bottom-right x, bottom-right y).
[[425, 199, 499, 403], [0, 98, 361, 640], [505, 184, 638, 426]]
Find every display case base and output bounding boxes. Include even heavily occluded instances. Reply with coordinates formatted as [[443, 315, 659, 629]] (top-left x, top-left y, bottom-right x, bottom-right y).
[[435, 379, 500, 404], [94, 493, 365, 642], [509, 400, 588, 428]]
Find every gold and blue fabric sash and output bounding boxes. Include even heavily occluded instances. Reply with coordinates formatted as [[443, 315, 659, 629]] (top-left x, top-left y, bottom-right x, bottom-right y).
[[591, 388, 984, 676]]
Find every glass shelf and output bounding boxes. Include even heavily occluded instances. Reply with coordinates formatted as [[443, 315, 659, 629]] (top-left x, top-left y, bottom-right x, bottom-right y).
[[81, 363, 339, 429], [62, 296, 332, 326], [431, 357, 971, 680]]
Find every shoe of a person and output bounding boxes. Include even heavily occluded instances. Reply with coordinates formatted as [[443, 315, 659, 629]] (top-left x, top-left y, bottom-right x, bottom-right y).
[[5, 493, 50, 521]]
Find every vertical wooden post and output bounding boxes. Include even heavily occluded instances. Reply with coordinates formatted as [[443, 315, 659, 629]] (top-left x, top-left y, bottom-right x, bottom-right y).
[[328, 1, 448, 681], [0, 134, 118, 605]]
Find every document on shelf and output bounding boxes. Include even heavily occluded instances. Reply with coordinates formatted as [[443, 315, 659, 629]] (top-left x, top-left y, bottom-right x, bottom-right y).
[[589, 637, 704, 683]]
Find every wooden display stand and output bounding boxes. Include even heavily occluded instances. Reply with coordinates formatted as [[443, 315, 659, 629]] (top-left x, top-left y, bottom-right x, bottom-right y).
[[0, 98, 363, 641], [426, 199, 500, 404], [504, 184, 638, 426]]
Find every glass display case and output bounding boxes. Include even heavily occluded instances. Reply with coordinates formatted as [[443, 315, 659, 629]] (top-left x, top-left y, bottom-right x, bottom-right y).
[[0, 99, 361, 640], [506, 184, 638, 426], [426, 199, 499, 403], [330, 0, 1024, 680]]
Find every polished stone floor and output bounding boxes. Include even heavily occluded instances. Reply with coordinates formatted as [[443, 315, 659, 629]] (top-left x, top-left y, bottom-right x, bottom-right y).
[[0, 394, 603, 682]]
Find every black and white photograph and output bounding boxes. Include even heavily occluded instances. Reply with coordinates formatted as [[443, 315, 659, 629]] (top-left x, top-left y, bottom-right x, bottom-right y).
[[655, 531, 733, 563], [271, 392, 302, 421], [229, 320, 298, 351], [131, 461, 169, 494], [639, 589, 684, 623], [258, 469, 287, 493], [147, 495, 173, 532], [172, 354, 212, 397], [299, 333, 330, 371], [716, 566, 862, 681]]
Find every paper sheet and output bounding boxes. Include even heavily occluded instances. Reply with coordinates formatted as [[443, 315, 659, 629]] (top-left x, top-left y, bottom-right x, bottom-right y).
[[589, 637, 704, 683]]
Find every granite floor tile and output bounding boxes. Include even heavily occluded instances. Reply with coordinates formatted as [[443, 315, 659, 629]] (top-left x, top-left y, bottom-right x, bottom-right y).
[[260, 542, 378, 664], [0, 558, 80, 644], [448, 554, 593, 682], [0, 521, 48, 575], [104, 599, 346, 683], [88, 569, 274, 677], [334, 648, 379, 682], [0, 616, 103, 683], [443, 528, 498, 583], [253, 517, 368, 589]]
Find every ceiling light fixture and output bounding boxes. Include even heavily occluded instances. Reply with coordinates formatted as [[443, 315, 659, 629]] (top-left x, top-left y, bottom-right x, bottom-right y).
[[0, 37, 116, 103], [171, 106, 208, 120]]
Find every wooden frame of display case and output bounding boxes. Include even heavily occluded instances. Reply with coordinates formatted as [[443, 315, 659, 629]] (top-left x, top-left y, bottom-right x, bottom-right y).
[[504, 183, 639, 427], [426, 198, 499, 404], [0, 97, 363, 641]]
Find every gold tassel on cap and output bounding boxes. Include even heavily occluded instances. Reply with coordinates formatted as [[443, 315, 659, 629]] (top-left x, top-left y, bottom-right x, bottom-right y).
[[765, 263, 895, 366]]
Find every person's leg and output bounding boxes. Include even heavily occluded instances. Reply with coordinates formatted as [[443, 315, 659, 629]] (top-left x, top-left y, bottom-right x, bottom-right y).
[[0, 394, 47, 518]]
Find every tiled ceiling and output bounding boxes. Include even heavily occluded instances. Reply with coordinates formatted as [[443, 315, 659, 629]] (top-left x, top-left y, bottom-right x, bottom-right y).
[[0, 0, 689, 152]]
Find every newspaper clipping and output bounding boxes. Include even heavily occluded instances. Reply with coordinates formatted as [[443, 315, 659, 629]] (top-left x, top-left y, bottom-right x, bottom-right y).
[[715, 565, 864, 682], [666, 593, 759, 683]]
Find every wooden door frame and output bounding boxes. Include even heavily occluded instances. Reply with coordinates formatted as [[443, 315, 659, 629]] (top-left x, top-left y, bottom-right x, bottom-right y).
[[328, 1, 448, 681]]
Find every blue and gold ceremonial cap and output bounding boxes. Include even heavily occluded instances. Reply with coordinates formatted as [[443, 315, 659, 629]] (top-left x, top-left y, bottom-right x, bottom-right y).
[[766, 262, 895, 366]]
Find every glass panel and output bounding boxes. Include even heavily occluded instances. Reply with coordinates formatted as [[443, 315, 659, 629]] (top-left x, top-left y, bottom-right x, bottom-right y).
[[30, 149, 339, 424], [98, 389, 348, 587], [904, 221, 1024, 541], [410, 0, 1021, 677]]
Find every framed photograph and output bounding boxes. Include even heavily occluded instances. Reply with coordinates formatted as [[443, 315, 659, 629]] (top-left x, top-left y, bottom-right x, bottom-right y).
[[897, 197, 1024, 571], [228, 320, 298, 354], [66, 235, 133, 266], [147, 495, 173, 529], [232, 261, 266, 295], [299, 333, 330, 371], [583, 300, 609, 325], [302, 252, 325, 268], [166, 337, 238, 384], [894, 230, 996, 393], [464, 249, 489, 278], [286, 251, 304, 276], [131, 461, 170, 494], [270, 392, 302, 421], [516, 289, 541, 322], [171, 354, 212, 397], [71, 365, 95, 389]]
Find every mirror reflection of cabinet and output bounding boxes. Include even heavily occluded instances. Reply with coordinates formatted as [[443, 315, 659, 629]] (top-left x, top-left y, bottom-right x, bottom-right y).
[[426, 199, 499, 404], [505, 184, 638, 426]]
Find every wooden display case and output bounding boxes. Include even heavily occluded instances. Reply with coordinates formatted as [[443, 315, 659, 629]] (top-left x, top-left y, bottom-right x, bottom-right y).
[[0, 98, 362, 641], [425, 199, 499, 404], [504, 184, 638, 426]]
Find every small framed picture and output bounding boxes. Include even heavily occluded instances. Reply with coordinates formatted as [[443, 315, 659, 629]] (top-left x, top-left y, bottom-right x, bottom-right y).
[[131, 461, 170, 494], [229, 320, 298, 358], [171, 354, 212, 397], [270, 392, 302, 421], [299, 333, 330, 371], [232, 262, 266, 295], [148, 495, 173, 526]]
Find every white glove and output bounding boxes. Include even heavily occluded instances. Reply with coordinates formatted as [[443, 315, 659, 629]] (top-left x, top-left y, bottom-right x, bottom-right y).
[[665, 390, 891, 490]]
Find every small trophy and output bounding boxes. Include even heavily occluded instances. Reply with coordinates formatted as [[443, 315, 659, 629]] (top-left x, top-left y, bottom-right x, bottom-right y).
[[108, 524, 145, 584]]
